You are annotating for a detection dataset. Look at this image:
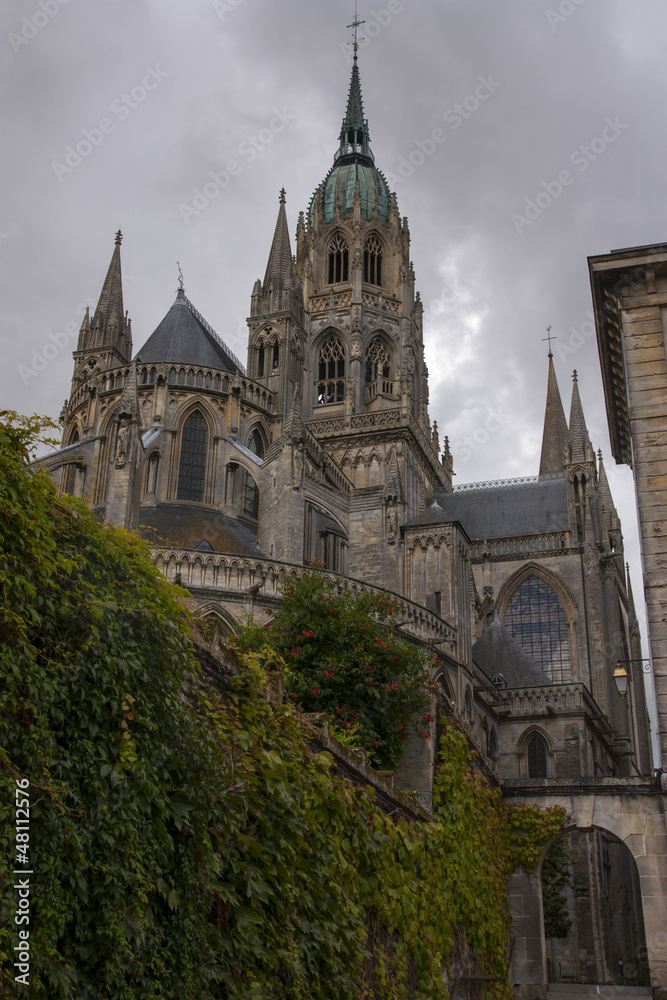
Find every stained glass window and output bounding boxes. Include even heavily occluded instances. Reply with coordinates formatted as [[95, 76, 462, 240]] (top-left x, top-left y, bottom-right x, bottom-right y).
[[177, 411, 207, 502], [328, 233, 349, 284], [527, 734, 548, 778], [364, 235, 383, 286], [317, 337, 345, 404], [365, 337, 391, 384], [242, 471, 259, 520], [247, 429, 264, 458], [505, 575, 571, 683]]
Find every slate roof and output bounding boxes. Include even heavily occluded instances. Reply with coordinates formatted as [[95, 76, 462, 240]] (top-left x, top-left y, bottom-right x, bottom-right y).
[[138, 503, 260, 556], [135, 288, 242, 372], [405, 475, 568, 540], [472, 616, 553, 688]]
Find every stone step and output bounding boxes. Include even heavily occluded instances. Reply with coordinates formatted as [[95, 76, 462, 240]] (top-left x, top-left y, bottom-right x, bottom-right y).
[[547, 986, 652, 999]]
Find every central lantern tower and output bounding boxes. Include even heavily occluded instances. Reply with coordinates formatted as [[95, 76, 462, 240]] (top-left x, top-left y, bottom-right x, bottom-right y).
[[247, 50, 451, 591]]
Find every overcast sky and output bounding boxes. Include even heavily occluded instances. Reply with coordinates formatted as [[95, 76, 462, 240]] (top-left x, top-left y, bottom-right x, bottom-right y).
[[2, 0, 666, 746]]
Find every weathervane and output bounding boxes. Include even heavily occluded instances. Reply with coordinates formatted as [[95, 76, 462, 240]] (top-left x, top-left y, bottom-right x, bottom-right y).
[[542, 325, 556, 357], [177, 261, 185, 293], [347, 0, 365, 58]]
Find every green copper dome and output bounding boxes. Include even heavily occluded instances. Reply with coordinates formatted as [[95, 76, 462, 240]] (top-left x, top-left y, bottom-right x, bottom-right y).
[[309, 55, 391, 225], [316, 160, 390, 224]]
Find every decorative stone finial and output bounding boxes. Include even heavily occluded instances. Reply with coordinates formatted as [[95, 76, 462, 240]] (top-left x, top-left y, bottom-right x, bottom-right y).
[[279, 188, 286, 204], [115, 229, 122, 246], [573, 369, 578, 382]]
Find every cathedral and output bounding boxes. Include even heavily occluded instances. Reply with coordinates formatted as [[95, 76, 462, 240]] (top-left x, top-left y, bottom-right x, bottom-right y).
[[40, 47, 665, 995]]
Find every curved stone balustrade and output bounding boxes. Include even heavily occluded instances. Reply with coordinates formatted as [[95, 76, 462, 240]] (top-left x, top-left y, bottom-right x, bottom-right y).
[[152, 548, 457, 650]]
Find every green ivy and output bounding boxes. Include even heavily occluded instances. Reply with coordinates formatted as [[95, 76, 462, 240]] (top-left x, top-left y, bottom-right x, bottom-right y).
[[0, 414, 564, 999]]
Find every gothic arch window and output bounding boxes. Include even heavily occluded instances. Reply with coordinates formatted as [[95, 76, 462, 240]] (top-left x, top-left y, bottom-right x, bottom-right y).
[[257, 342, 265, 377], [488, 727, 498, 761], [526, 733, 548, 778], [317, 336, 345, 405], [176, 410, 207, 502], [365, 336, 391, 390], [247, 428, 265, 459], [504, 574, 572, 683], [464, 688, 473, 726], [328, 233, 349, 284], [363, 234, 383, 286], [241, 470, 259, 520]]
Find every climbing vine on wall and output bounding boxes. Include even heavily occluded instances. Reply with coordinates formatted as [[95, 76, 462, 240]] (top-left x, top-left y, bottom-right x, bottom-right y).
[[0, 414, 564, 999]]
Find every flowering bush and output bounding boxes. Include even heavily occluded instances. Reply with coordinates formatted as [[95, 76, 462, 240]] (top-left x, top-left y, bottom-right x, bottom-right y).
[[234, 571, 433, 768]]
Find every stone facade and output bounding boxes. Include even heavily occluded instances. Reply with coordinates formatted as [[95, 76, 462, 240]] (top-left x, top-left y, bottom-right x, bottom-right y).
[[37, 54, 666, 997]]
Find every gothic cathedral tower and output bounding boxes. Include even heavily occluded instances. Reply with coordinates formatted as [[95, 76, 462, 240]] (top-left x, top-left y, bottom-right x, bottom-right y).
[[249, 51, 451, 592]]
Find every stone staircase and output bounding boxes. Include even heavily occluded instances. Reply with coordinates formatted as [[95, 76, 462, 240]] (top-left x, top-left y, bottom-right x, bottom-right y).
[[547, 985, 653, 999]]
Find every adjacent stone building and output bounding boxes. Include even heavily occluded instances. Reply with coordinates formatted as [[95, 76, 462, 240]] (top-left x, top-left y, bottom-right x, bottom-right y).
[[38, 51, 666, 998]]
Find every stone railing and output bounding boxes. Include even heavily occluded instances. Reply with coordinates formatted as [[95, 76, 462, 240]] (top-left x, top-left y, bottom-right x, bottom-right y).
[[152, 549, 456, 650], [68, 366, 276, 417], [365, 377, 396, 402], [504, 682, 590, 717], [470, 531, 571, 558]]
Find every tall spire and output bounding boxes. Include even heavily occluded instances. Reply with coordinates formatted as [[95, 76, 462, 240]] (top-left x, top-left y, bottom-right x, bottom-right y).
[[539, 353, 569, 476], [263, 189, 294, 294], [597, 450, 616, 519], [336, 35, 374, 166], [90, 230, 131, 360], [568, 370, 594, 464]]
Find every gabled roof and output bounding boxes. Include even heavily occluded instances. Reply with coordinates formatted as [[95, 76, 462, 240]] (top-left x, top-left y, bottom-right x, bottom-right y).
[[472, 616, 553, 688], [135, 288, 243, 373], [405, 475, 568, 540]]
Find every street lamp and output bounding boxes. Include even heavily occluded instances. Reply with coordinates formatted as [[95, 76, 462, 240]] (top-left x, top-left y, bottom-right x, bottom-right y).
[[613, 663, 629, 698]]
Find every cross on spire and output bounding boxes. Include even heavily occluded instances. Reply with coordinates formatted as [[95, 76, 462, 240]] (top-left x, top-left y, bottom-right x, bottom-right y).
[[177, 261, 185, 292], [542, 325, 557, 357], [347, 1, 365, 59]]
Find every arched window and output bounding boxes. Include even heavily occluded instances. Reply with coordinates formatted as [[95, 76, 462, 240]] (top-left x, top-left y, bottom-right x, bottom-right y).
[[364, 234, 383, 286], [488, 727, 498, 761], [257, 342, 265, 377], [504, 575, 572, 683], [365, 337, 391, 394], [464, 688, 473, 725], [527, 733, 548, 778], [177, 411, 207, 502], [241, 470, 259, 520], [317, 337, 345, 405], [328, 233, 349, 284], [247, 428, 264, 459]]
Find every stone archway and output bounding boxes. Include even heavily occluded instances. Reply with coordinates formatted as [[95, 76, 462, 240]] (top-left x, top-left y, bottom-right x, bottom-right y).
[[507, 784, 667, 1000], [542, 828, 649, 987]]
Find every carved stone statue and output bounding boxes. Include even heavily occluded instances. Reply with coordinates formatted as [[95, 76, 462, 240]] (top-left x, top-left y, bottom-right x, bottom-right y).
[[115, 419, 130, 468], [386, 499, 398, 542], [292, 441, 304, 490]]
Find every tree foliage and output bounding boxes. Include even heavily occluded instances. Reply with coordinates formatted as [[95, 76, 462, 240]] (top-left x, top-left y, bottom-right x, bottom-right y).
[[234, 571, 433, 768], [0, 414, 564, 999]]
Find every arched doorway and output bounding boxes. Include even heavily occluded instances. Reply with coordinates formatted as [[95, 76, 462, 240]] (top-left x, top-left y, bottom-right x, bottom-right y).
[[542, 828, 650, 987]]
